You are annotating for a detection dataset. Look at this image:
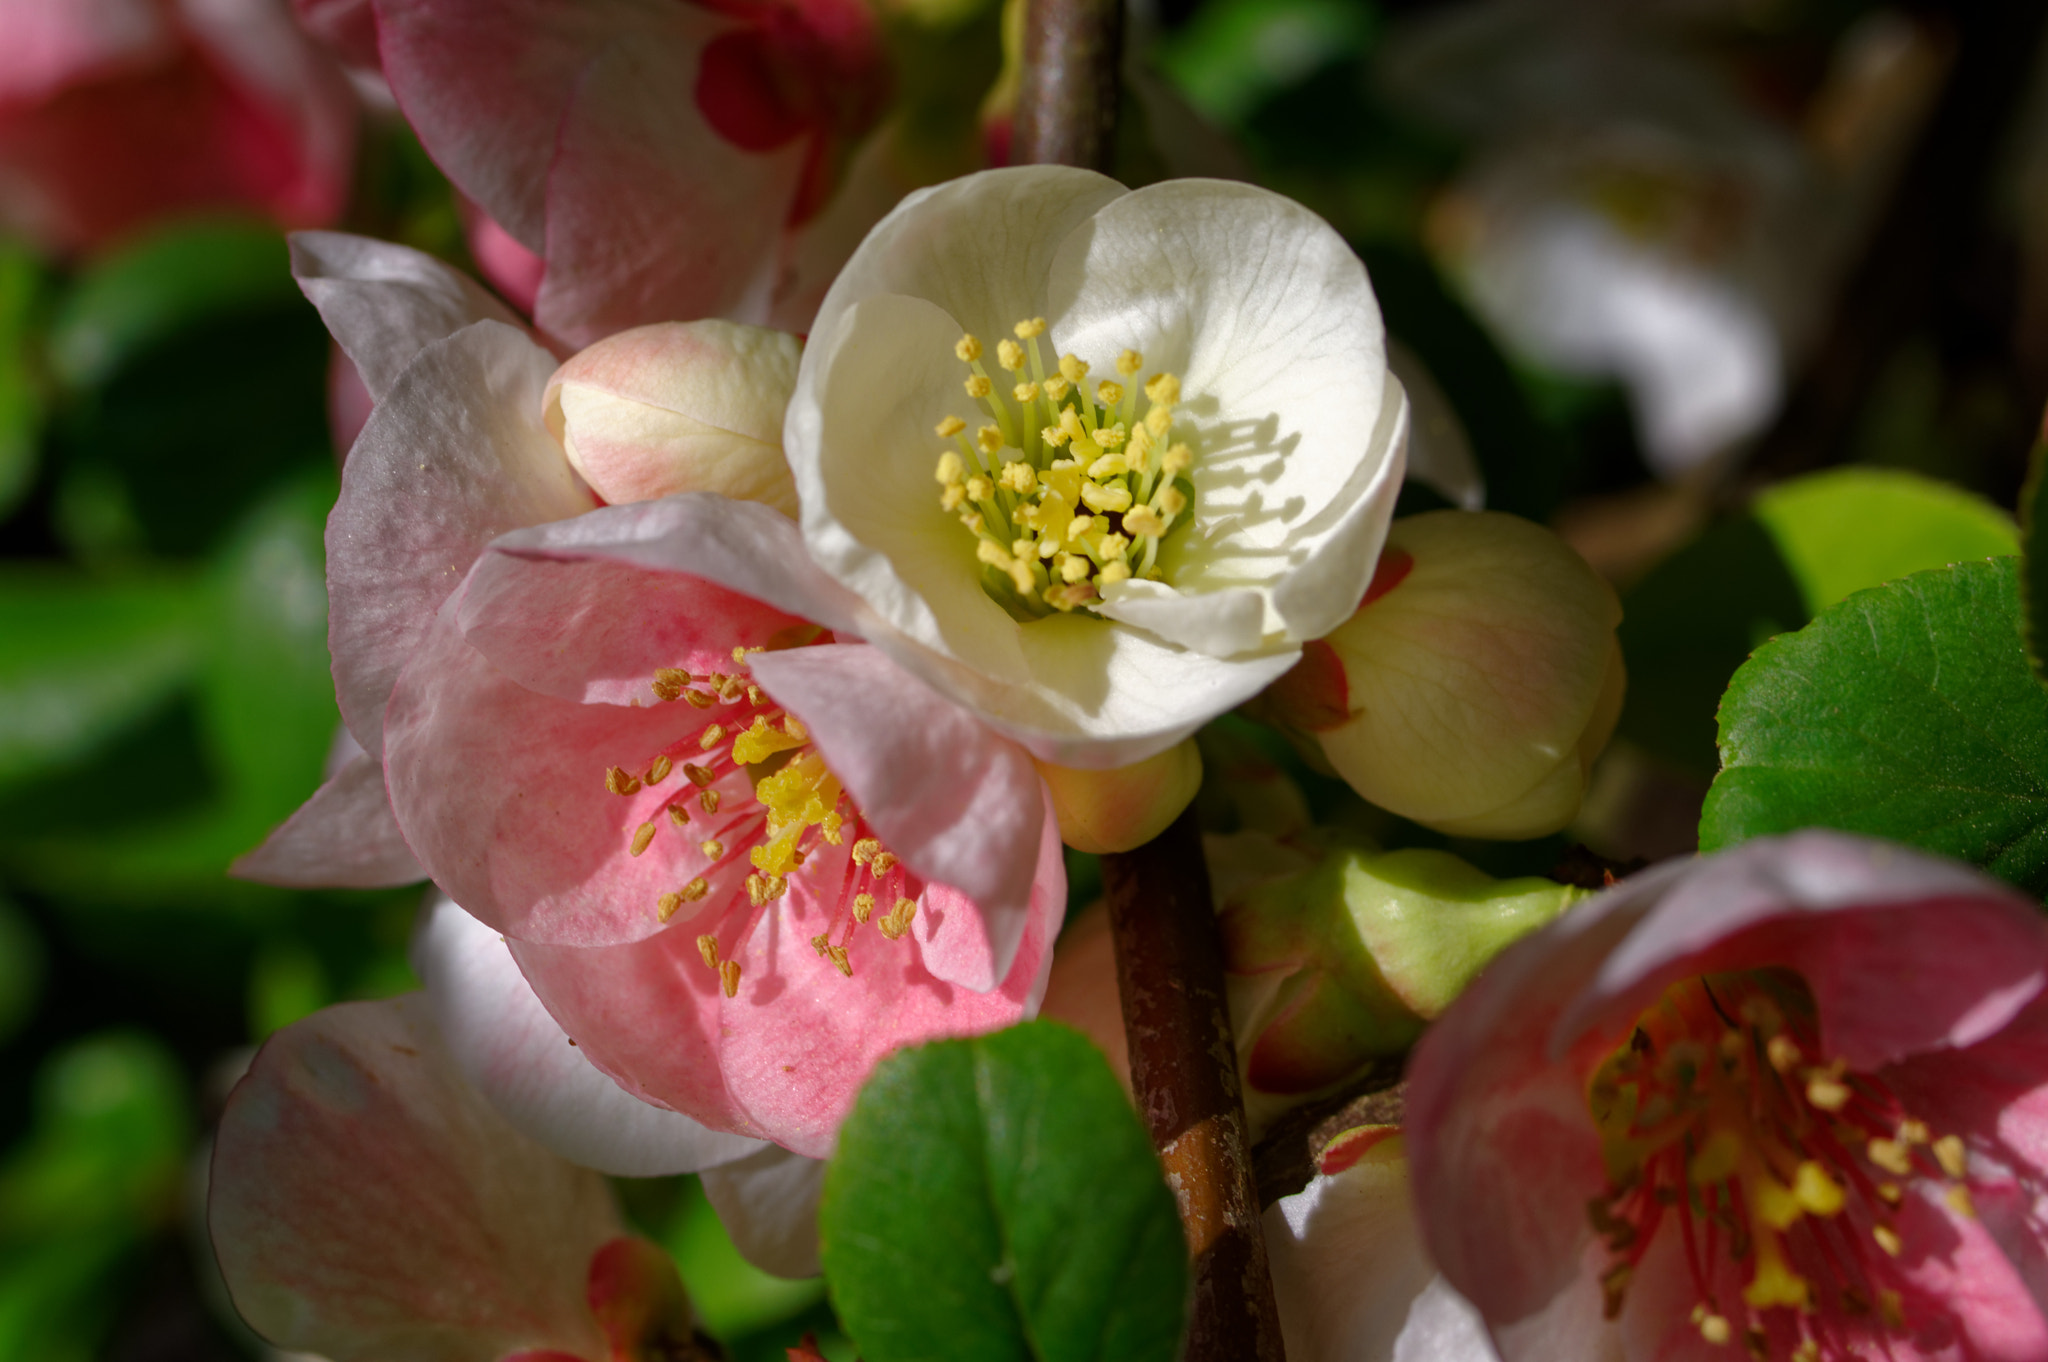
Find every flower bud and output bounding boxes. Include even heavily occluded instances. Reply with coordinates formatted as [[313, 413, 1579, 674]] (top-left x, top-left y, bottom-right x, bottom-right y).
[[1220, 837, 1582, 1098], [1034, 740, 1202, 854], [543, 320, 800, 513], [1259, 511, 1623, 840]]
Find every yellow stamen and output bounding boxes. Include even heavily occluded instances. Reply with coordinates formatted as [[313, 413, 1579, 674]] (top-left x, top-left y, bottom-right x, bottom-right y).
[[955, 334, 982, 362], [1117, 349, 1143, 376], [720, 959, 741, 998], [1874, 1224, 1902, 1256], [606, 766, 641, 796], [697, 934, 720, 968], [1933, 1134, 1967, 1179], [997, 339, 1025, 370], [700, 839, 724, 860], [646, 754, 672, 784], [700, 789, 721, 814], [629, 822, 657, 857], [657, 892, 683, 923], [965, 374, 992, 399]]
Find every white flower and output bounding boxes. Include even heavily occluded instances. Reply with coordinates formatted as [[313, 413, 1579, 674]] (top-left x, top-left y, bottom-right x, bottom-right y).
[[786, 166, 1409, 766]]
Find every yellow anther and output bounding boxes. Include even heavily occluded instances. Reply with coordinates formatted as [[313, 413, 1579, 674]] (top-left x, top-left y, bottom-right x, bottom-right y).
[[1873, 1224, 1903, 1257], [959, 511, 983, 534], [652, 668, 691, 701], [941, 484, 967, 512], [1096, 380, 1124, 407], [747, 874, 770, 907], [700, 839, 725, 860], [878, 897, 918, 940], [1947, 1184, 1976, 1218], [1088, 454, 1127, 479], [720, 959, 741, 998], [871, 851, 898, 876], [1697, 1313, 1731, 1346], [700, 789, 721, 814], [964, 374, 993, 399], [646, 754, 673, 784], [955, 334, 982, 362], [782, 714, 807, 741], [682, 762, 712, 786], [606, 766, 641, 797], [685, 690, 716, 709], [1742, 1247, 1809, 1310], [1144, 405, 1172, 438], [629, 822, 657, 857], [1117, 349, 1143, 376], [747, 684, 764, 706], [1094, 424, 1126, 448], [1933, 1135, 1967, 1178], [657, 892, 683, 923], [1041, 374, 1071, 403], [1766, 1035, 1801, 1072], [667, 802, 690, 828], [1010, 381, 1037, 404], [1098, 532, 1130, 559], [1058, 354, 1088, 384], [997, 339, 1025, 370], [977, 539, 1014, 569], [1754, 1175, 1805, 1232], [1791, 1342, 1820, 1362], [1792, 1161, 1844, 1217], [826, 943, 852, 977], [1041, 424, 1069, 449], [975, 426, 1004, 456], [680, 877, 709, 902], [1099, 561, 1132, 586], [1156, 487, 1188, 518], [1878, 1290, 1905, 1330], [1867, 1138, 1912, 1176], [697, 934, 720, 969], [1080, 481, 1132, 515], [936, 415, 966, 438], [1059, 554, 1090, 583], [1878, 1181, 1903, 1205], [935, 450, 965, 484], [965, 475, 994, 503], [1068, 514, 1098, 541], [1687, 1129, 1742, 1185], [1144, 372, 1180, 405], [852, 838, 880, 865], [999, 462, 1037, 494], [1014, 317, 1047, 339], [1161, 443, 1192, 475], [1123, 506, 1167, 537], [699, 725, 725, 751], [1012, 538, 1035, 560], [853, 892, 876, 923], [1899, 1118, 1929, 1144]]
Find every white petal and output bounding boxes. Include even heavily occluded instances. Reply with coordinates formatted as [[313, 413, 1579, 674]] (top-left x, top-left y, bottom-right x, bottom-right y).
[[1048, 179, 1406, 645], [289, 232, 525, 401], [746, 644, 1050, 988], [698, 1145, 827, 1279], [328, 320, 593, 753], [1388, 340, 1483, 511], [231, 754, 424, 888], [413, 895, 767, 1176], [1095, 579, 1266, 656]]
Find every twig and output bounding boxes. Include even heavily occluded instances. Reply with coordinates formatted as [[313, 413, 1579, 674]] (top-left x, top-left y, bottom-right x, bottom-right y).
[[1101, 807, 1287, 1362], [1014, 0, 1124, 172]]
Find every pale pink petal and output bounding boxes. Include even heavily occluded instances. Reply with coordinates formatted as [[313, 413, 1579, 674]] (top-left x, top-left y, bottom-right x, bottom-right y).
[[291, 231, 525, 400], [533, 33, 801, 345], [210, 994, 616, 1362], [749, 642, 1054, 987], [1883, 1189, 2048, 1362], [231, 752, 423, 888], [413, 895, 767, 1175], [370, 0, 728, 252], [328, 319, 592, 754], [0, 0, 172, 105], [512, 852, 1061, 1157], [384, 588, 745, 948], [462, 198, 543, 315], [698, 1145, 826, 1278], [292, 0, 379, 72]]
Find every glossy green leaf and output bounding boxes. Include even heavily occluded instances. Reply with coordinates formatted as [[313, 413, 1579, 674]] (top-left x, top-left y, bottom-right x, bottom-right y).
[[2020, 437, 2048, 690], [1754, 468, 2017, 614], [0, 571, 201, 789], [49, 221, 296, 390], [1700, 558, 2048, 892], [821, 1022, 1187, 1362]]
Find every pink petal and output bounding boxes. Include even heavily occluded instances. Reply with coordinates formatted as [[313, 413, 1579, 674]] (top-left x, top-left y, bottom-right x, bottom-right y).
[[461, 197, 544, 314], [290, 231, 526, 400], [0, 0, 172, 106], [749, 642, 1055, 988], [512, 849, 1060, 1157], [328, 319, 592, 754], [210, 995, 617, 1362], [231, 752, 424, 888], [413, 895, 768, 1174], [698, 1145, 827, 1278], [587, 1236, 696, 1359]]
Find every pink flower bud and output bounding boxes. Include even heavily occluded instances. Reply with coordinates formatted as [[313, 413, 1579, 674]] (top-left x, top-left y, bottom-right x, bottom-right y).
[[1263, 510, 1623, 840], [1032, 740, 1203, 854], [544, 320, 801, 513]]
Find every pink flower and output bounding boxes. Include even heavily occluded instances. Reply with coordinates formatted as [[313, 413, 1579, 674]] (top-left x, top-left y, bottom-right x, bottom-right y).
[[369, 0, 892, 344], [1406, 831, 2048, 1362], [210, 993, 714, 1361], [0, 0, 355, 253], [240, 232, 1065, 1158]]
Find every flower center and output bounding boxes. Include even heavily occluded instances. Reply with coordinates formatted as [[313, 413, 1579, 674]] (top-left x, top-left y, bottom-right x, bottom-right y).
[[600, 644, 921, 998], [1587, 971, 1973, 1358], [932, 318, 1193, 619]]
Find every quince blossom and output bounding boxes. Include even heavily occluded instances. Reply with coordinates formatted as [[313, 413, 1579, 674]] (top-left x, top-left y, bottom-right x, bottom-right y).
[[786, 165, 1410, 766], [1407, 832, 2048, 1361]]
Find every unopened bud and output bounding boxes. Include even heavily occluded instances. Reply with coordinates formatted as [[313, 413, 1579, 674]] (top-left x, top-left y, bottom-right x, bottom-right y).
[[1256, 511, 1622, 839], [1034, 740, 1202, 854], [543, 320, 800, 513]]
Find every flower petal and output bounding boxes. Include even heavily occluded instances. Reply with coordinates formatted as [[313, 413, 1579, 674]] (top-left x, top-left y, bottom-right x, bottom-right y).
[[698, 1145, 827, 1279], [210, 994, 617, 1362], [457, 496, 873, 705], [747, 642, 1057, 987], [231, 752, 424, 888], [289, 231, 525, 401], [1046, 177, 1407, 647], [328, 319, 593, 754], [0, 0, 171, 105], [413, 895, 768, 1175]]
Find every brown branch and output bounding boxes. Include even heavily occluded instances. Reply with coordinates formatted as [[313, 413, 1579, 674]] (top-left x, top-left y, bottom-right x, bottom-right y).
[[1013, 0, 1124, 173], [1103, 807, 1286, 1362]]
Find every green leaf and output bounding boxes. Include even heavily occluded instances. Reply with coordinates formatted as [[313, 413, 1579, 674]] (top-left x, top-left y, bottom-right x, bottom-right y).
[[1754, 468, 2017, 614], [0, 242, 47, 522], [821, 1021, 1187, 1362], [1154, 0, 1374, 124], [0, 895, 44, 1046], [665, 1178, 826, 1341], [2020, 437, 2048, 689], [0, 570, 201, 789], [49, 220, 296, 391], [1700, 558, 2048, 893]]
